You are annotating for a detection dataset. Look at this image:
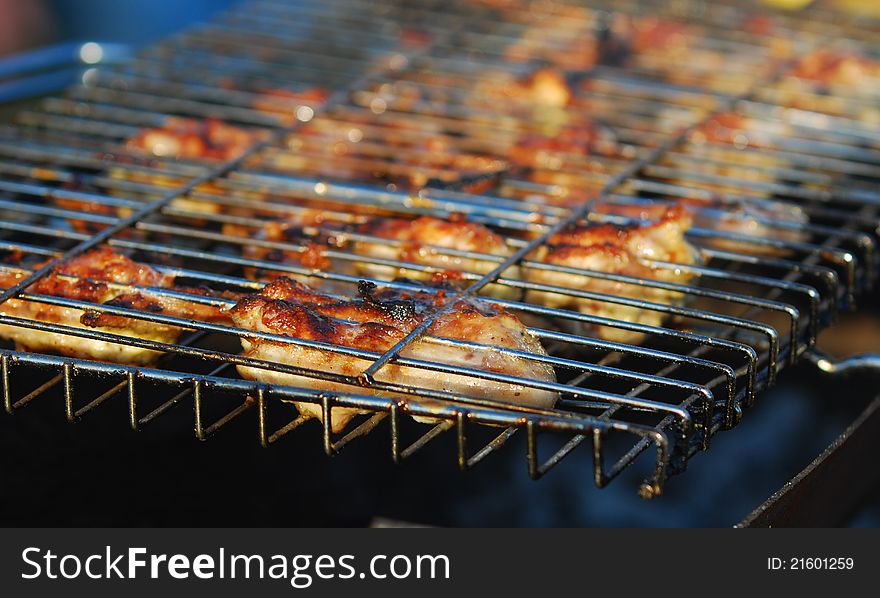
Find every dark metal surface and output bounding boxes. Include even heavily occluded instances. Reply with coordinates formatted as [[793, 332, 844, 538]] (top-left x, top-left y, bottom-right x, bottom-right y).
[[739, 392, 880, 528], [1, 357, 873, 526]]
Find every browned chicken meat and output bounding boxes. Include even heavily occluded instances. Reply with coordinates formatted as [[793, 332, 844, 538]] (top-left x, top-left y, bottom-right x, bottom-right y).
[[228, 210, 336, 283], [125, 117, 264, 161], [525, 206, 699, 344], [643, 110, 810, 255], [622, 16, 772, 93], [352, 215, 520, 299], [471, 67, 573, 109], [508, 120, 619, 169], [602, 195, 807, 258], [59, 118, 269, 232], [774, 49, 880, 124], [691, 112, 770, 149], [505, 117, 620, 204], [502, 67, 573, 108], [501, 5, 600, 70], [280, 121, 508, 192], [229, 278, 557, 432], [0, 247, 228, 364], [219, 209, 365, 297], [786, 49, 880, 91]]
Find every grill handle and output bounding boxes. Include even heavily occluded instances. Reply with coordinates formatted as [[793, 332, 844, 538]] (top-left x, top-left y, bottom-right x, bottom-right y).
[[804, 349, 880, 376]]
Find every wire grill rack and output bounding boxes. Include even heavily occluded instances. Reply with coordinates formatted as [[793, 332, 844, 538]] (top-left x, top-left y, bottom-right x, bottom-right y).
[[1, 0, 878, 497]]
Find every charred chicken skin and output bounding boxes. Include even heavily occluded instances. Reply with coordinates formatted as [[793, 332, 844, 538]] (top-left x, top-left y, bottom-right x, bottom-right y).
[[0, 247, 228, 364], [525, 206, 699, 344], [229, 278, 557, 432]]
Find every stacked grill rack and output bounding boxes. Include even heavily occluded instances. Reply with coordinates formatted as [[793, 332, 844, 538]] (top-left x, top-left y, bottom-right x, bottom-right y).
[[0, 0, 878, 497]]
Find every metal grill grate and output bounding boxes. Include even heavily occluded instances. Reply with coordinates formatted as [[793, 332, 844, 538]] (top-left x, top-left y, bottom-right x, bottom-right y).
[[0, 0, 878, 497]]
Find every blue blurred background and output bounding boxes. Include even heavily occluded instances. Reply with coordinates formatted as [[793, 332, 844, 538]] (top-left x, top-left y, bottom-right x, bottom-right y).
[[0, 0, 238, 56], [47, 0, 238, 46]]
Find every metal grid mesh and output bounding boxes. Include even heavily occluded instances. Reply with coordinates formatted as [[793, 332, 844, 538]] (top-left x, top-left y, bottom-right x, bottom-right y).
[[0, 0, 878, 496]]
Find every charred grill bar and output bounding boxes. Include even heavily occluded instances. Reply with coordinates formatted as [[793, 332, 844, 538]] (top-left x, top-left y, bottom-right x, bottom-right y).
[[0, 0, 878, 499]]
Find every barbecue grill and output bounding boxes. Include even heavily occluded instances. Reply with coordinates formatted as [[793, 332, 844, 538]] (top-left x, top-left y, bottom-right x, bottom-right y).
[[1, 0, 878, 511]]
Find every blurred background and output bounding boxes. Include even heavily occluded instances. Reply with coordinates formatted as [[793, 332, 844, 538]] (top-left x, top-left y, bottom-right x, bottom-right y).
[[0, 0, 236, 56]]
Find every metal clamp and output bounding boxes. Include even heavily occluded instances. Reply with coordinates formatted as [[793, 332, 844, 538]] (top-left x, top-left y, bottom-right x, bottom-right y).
[[804, 349, 880, 376]]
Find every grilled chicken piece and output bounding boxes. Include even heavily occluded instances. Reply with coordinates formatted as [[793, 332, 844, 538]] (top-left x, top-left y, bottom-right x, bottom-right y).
[[620, 16, 775, 93], [787, 49, 880, 90], [657, 112, 809, 254], [508, 120, 619, 169], [406, 138, 507, 192], [685, 115, 783, 193], [772, 50, 880, 122], [691, 112, 769, 149], [632, 106, 811, 254], [243, 228, 333, 282], [505, 37, 599, 71], [628, 17, 689, 55], [230, 278, 557, 432], [228, 210, 340, 283], [507, 68, 572, 108], [477, 67, 572, 108], [775, 49, 880, 123], [502, 5, 600, 70], [125, 117, 264, 161], [0, 247, 228, 364], [352, 215, 520, 299], [507, 121, 620, 192], [600, 199, 806, 257], [62, 118, 269, 231], [689, 111, 800, 161], [525, 206, 699, 344], [279, 121, 508, 191]]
